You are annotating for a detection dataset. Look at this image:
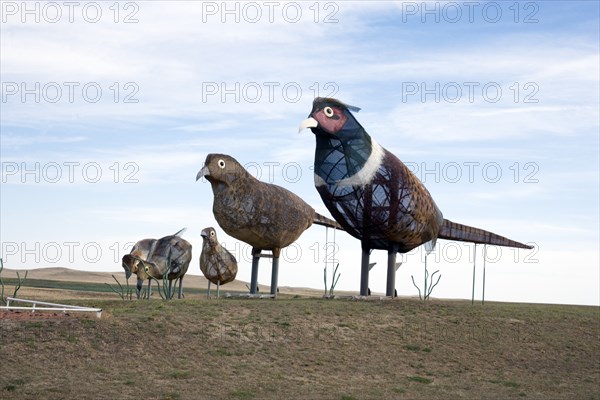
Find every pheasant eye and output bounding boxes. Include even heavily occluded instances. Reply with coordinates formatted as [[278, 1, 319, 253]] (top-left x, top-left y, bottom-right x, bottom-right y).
[[217, 159, 226, 169], [323, 107, 334, 117], [210, 231, 215, 236]]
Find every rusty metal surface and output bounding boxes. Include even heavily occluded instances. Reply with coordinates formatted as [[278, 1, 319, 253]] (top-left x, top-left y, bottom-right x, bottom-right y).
[[197, 153, 338, 254]]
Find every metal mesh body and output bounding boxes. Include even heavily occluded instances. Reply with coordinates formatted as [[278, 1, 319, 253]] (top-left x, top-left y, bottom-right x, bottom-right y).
[[316, 140, 443, 252]]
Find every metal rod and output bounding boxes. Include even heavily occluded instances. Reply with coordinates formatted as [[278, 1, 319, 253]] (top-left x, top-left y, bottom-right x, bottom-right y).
[[472, 243, 477, 305], [424, 252, 427, 300], [325, 226, 329, 267], [5, 297, 99, 310], [360, 244, 370, 296], [333, 227, 336, 269], [325, 226, 329, 290], [482, 245, 487, 305], [0, 306, 101, 313]]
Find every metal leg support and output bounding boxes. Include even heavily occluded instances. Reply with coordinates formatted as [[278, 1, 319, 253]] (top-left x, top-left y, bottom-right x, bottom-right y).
[[270, 256, 279, 298], [386, 245, 399, 297], [360, 245, 370, 296], [250, 247, 261, 294]]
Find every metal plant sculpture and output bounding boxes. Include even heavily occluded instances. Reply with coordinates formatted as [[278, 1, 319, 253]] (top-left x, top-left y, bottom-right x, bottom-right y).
[[323, 262, 341, 297], [411, 253, 441, 301], [122, 229, 192, 299], [200, 227, 238, 298], [300, 97, 533, 297], [197, 153, 340, 297], [105, 274, 133, 300], [0, 258, 28, 305], [145, 253, 176, 300]]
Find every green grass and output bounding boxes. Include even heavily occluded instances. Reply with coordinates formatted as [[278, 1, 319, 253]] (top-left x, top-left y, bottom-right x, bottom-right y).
[[159, 393, 181, 400], [231, 390, 256, 399], [408, 376, 433, 384], [2, 379, 26, 392], [2, 277, 210, 296], [489, 379, 520, 388], [168, 370, 192, 380], [2, 277, 255, 298]]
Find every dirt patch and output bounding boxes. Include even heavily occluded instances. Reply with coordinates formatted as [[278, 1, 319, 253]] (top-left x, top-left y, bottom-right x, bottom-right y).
[[0, 310, 75, 320]]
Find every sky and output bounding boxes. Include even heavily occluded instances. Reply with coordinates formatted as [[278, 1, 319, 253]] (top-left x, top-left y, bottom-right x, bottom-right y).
[[0, 0, 598, 306]]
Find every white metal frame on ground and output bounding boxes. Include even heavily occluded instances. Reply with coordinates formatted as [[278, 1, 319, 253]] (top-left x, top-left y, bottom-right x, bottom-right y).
[[1, 297, 102, 319]]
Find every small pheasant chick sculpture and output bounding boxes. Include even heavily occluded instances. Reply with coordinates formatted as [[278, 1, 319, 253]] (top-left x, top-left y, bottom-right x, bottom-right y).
[[122, 238, 155, 298], [123, 229, 191, 299], [200, 227, 238, 297]]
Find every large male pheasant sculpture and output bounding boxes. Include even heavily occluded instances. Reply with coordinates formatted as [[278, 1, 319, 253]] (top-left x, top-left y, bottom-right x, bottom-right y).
[[299, 97, 532, 297], [197, 153, 340, 297]]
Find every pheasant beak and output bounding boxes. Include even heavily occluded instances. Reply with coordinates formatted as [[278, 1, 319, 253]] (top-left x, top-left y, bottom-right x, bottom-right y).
[[298, 117, 318, 133], [196, 165, 210, 181]]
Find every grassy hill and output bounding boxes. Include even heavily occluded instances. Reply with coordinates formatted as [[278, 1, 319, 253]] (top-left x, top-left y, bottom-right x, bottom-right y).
[[0, 268, 598, 399]]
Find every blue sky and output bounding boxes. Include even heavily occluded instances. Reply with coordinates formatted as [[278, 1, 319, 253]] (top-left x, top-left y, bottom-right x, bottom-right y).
[[1, 1, 598, 305]]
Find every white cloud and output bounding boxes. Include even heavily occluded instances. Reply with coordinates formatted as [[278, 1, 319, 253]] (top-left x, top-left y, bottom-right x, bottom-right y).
[[1, 2, 598, 305], [1, 134, 87, 147]]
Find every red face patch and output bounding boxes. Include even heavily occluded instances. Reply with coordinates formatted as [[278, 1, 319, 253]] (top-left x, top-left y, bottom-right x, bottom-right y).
[[314, 106, 347, 134]]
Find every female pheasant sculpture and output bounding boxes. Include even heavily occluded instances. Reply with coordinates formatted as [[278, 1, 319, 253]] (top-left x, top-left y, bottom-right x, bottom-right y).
[[299, 97, 532, 297], [197, 153, 340, 297]]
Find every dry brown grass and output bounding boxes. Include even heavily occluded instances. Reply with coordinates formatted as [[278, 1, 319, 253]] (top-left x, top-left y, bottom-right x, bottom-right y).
[[0, 276, 599, 400]]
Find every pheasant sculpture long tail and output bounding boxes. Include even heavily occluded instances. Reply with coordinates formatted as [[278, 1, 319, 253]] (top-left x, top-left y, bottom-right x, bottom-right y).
[[313, 213, 344, 230], [438, 219, 532, 249]]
